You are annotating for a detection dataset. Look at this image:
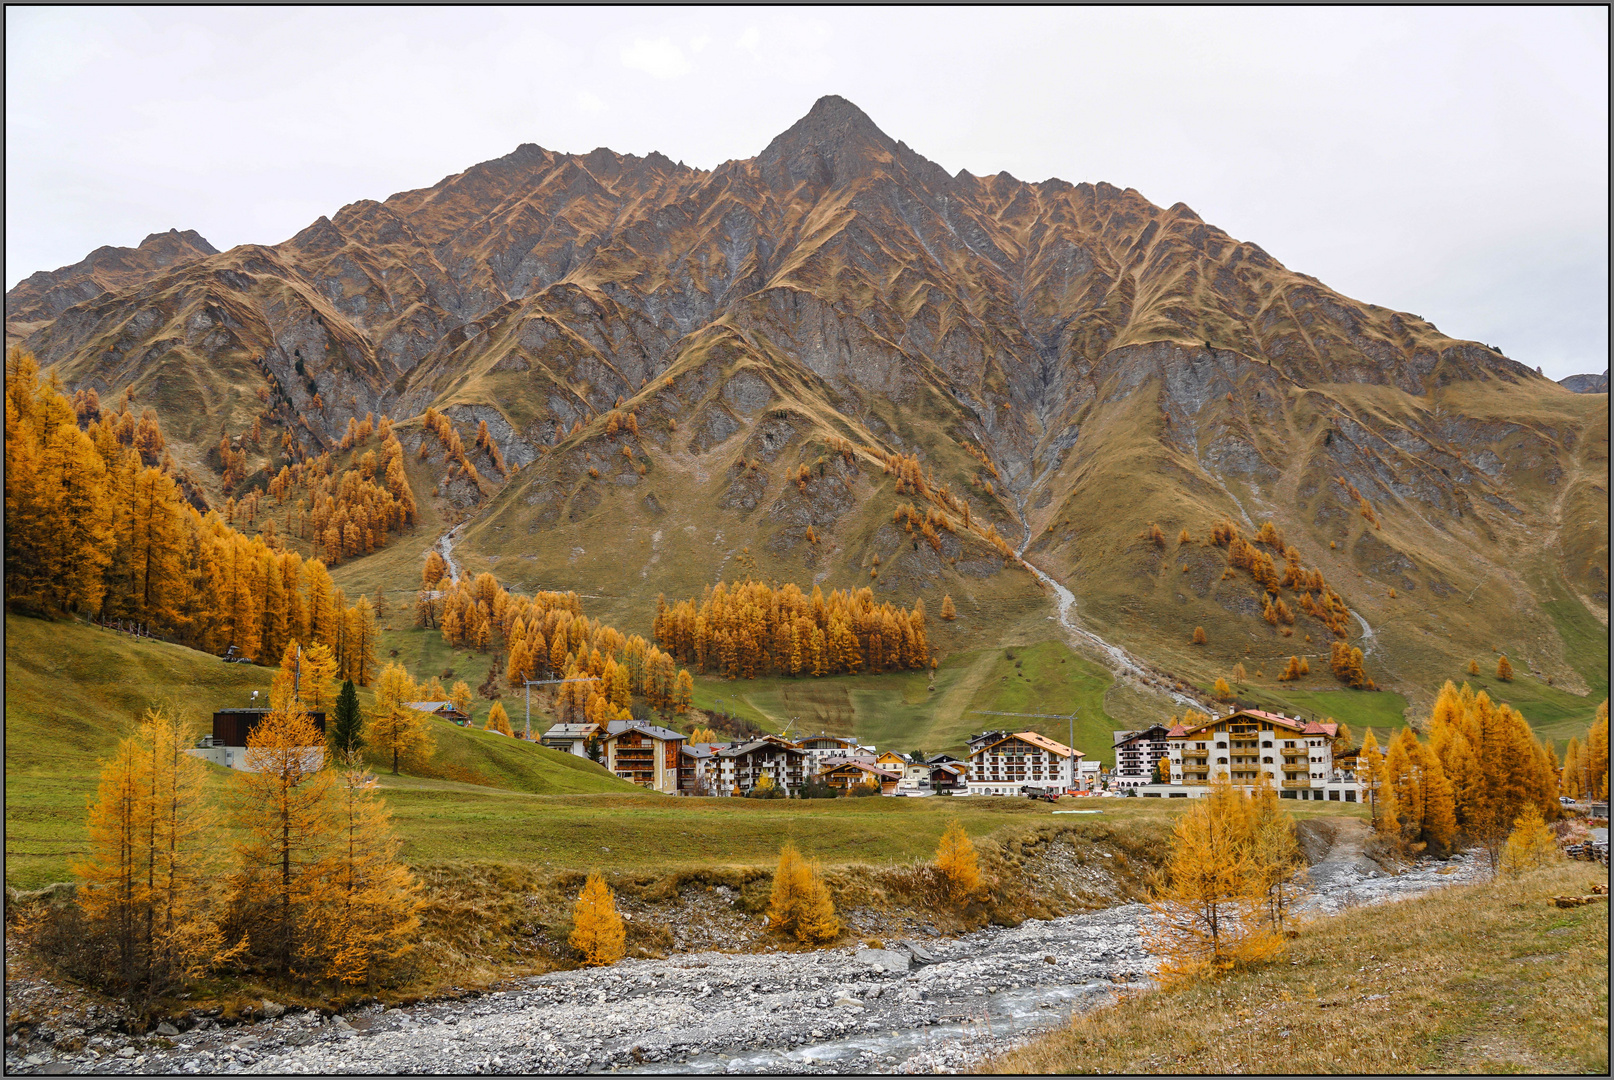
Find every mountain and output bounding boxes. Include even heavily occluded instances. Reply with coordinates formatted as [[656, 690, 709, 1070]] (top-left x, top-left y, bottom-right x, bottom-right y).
[[6, 228, 218, 330], [1560, 370, 1609, 395], [8, 96, 1608, 723]]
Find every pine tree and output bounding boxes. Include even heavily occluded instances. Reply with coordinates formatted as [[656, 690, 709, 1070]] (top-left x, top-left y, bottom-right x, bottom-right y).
[[450, 681, 473, 716], [485, 700, 513, 736], [1468, 659, 1481, 676], [940, 594, 958, 621], [1359, 731, 1399, 837], [1586, 700, 1609, 802], [346, 597, 379, 686], [302, 642, 340, 712], [935, 819, 980, 901], [672, 669, 695, 714], [1192, 626, 1207, 645], [331, 679, 364, 755], [228, 693, 334, 978], [569, 872, 626, 966], [1496, 655, 1514, 682], [366, 662, 432, 775], [767, 843, 838, 944], [1213, 677, 1233, 701], [313, 751, 422, 984]]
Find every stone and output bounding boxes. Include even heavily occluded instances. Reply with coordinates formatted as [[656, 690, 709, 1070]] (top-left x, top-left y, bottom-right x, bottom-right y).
[[261, 999, 286, 1019], [157, 1023, 180, 1036], [855, 948, 910, 973], [116, 1046, 138, 1058]]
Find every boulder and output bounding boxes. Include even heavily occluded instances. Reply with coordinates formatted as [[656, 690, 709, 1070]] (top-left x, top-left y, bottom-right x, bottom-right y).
[[260, 1000, 286, 1019], [855, 948, 911, 973]]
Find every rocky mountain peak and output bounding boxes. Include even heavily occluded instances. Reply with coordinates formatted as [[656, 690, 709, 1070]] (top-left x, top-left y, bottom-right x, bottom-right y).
[[755, 95, 904, 190]]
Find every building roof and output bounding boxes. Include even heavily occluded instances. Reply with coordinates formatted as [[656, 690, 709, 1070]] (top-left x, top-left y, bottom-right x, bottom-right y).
[[1113, 724, 1170, 748], [407, 701, 465, 713], [540, 722, 599, 740], [603, 718, 686, 742], [719, 736, 806, 758], [822, 761, 899, 780], [931, 762, 967, 777], [680, 742, 729, 759], [1174, 709, 1337, 739], [975, 730, 1082, 759]]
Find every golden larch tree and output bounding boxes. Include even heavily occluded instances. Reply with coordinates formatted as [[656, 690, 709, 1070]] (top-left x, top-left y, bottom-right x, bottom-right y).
[[227, 692, 334, 978], [570, 871, 626, 966], [940, 594, 958, 621], [1495, 654, 1514, 682], [1499, 803, 1560, 876], [1192, 626, 1207, 645], [485, 700, 513, 736], [935, 819, 981, 900], [312, 751, 422, 984], [367, 661, 432, 775], [768, 843, 839, 944]]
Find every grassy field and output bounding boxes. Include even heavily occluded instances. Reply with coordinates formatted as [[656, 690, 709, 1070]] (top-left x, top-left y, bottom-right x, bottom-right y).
[[3, 614, 633, 891], [987, 861, 1610, 1075]]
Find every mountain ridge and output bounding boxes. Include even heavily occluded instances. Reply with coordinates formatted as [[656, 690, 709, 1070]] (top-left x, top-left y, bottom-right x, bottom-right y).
[[6, 97, 1606, 727]]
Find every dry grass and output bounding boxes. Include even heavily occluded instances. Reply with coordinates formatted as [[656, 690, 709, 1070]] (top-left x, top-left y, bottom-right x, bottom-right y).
[[984, 861, 1610, 1075]]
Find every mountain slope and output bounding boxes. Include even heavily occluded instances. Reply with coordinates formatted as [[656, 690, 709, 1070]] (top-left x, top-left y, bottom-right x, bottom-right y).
[[9, 96, 1607, 726]]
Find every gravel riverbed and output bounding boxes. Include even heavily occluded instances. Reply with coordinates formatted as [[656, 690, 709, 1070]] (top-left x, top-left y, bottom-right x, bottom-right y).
[[5, 836, 1488, 1076]]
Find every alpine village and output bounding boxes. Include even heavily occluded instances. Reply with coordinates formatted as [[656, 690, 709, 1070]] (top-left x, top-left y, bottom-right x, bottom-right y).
[[5, 83, 1608, 1076]]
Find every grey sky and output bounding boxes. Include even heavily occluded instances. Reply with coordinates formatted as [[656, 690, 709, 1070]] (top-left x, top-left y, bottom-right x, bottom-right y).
[[6, 7, 1606, 378]]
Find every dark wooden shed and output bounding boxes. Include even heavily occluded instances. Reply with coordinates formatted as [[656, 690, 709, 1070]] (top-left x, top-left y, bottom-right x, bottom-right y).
[[212, 708, 327, 747]]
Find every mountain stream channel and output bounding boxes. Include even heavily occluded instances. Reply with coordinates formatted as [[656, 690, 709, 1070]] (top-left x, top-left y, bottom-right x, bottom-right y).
[[9, 825, 1489, 1076]]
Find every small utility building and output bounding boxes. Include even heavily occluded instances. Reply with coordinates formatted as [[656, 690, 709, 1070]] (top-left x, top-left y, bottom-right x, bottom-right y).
[[189, 708, 326, 771]]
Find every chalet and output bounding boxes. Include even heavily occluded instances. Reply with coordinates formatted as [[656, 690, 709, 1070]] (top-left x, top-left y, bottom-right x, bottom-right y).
[[797, 734, 868, 771], [967, 730, 1012, 754], [1111, 724, 1172, 789], [820, 761, 900, 794], [1148, 709, 1359, 801], [874, 751, 909, 772], [929, 761, 967, 794], [539, 722, 599, 756], [967, 731, 1082, 796], [407, 701, 471, 726], [187, 708, 326, 772], [713, 735, 807, 796], [601, 719, 685, 794]]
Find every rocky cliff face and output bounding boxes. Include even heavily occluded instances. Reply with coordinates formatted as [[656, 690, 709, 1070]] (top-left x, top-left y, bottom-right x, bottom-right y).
[[8, 96, 1607, 707], [1560, 370, 1609, 394]]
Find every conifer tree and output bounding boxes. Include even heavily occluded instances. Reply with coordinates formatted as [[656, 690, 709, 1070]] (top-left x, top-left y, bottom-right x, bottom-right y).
[[450, 680, 473, 716], [346, 597, 379, 686], [331, 679, 364, 755], [228, 691, 334, 978], [569, 872, 626, 966], [367, 662, 431, 775], [485, 700, 513, 736], [1213, 677, 1233, 701], [1496, 655, 1514, 682], [1359, 731, 1399, 837], [935, 819, 980, 900], [1586, 700, 1609, 801], [314, 751, 422, 984], [1192, 626, 1207, 645], [672, 670, 695, 714], [1468, 659, 1481, 676], [1499, 803, 1559, 876], [940, 594, 958, 621], [767, 843, 839, 944], [302, 642, 340, 712], [1144, 779, 1284, 983]]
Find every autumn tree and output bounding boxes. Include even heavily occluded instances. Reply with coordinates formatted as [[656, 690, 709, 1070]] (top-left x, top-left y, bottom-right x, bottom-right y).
[[569, 872, 626, 966], [450, 680, 473, 716], [768, 843, 839, 944], [935, 819, 980, 900], [1192, 626, 1207, 646], [311, 751, 422, 984], [366, 662, 432, 775], [1496, 655, 1514, 682], [485, 700, 513, 736], [75, 706, 219, 999], [1467, 659, 1481, 676], [940, 594, 958, 621], [227, 693, 333, 978], [1213, 677, 1233, 701], [1144, 779, 1286, 983], [1499, 803, 1560, 876], [1585, 700, 1609, 801]]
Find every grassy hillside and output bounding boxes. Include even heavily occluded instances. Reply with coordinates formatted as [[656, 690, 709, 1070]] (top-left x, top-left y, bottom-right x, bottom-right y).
[[4, 614, 633, 890], [989, 861, 1609, 1075]]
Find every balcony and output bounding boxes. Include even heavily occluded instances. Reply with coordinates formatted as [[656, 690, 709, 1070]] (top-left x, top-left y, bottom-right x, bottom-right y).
[[1282, 779, 1312, 789], [1283, 764, 1309, 775]]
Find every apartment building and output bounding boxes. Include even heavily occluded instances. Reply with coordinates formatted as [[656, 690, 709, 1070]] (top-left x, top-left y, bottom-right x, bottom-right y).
[[600, 719, 685, 794], [966, 731, 1082, 795], [1111, 724, 1171, 789], [1158, 708, 1359, 801]]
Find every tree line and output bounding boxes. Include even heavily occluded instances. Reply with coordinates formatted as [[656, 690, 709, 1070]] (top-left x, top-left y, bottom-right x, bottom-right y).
[[653, 580, 932, 680], [6, 350, 379, 681]]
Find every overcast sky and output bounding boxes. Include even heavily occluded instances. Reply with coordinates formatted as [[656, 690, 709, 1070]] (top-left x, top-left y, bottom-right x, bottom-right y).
[[7, 7, 1607, 377]]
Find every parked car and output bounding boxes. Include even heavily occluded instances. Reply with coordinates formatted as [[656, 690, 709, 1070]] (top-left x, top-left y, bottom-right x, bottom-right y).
[[1560, 796, 1576, 805]]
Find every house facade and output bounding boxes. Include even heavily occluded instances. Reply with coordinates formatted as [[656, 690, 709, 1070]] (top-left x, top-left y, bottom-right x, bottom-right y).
[[713, 735, 807, 796], [797, 735, 870, 772], [1153, 709, 1359, 801], [407, 701, 470, 726], [601, 719, 685, 794], [188, 708, 327, 772], [1111, 724, 1171, 789], [966, 731, 1082, 795], [820, 761, 899, 793], [539, 722, 599, 756]]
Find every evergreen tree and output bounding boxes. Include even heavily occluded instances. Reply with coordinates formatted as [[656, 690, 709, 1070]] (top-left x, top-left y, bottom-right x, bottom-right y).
[[331, 679, 364, 755]]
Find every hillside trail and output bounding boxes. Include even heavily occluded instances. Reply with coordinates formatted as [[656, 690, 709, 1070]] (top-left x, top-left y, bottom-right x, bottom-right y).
[[1012, 508, 1208, 713], [436, 522, 465, 585]]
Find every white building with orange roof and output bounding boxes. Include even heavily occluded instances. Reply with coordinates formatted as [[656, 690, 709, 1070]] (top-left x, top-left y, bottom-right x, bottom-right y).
[[1145, 708, 1361, 802], [965, 730, 1083, 796]]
